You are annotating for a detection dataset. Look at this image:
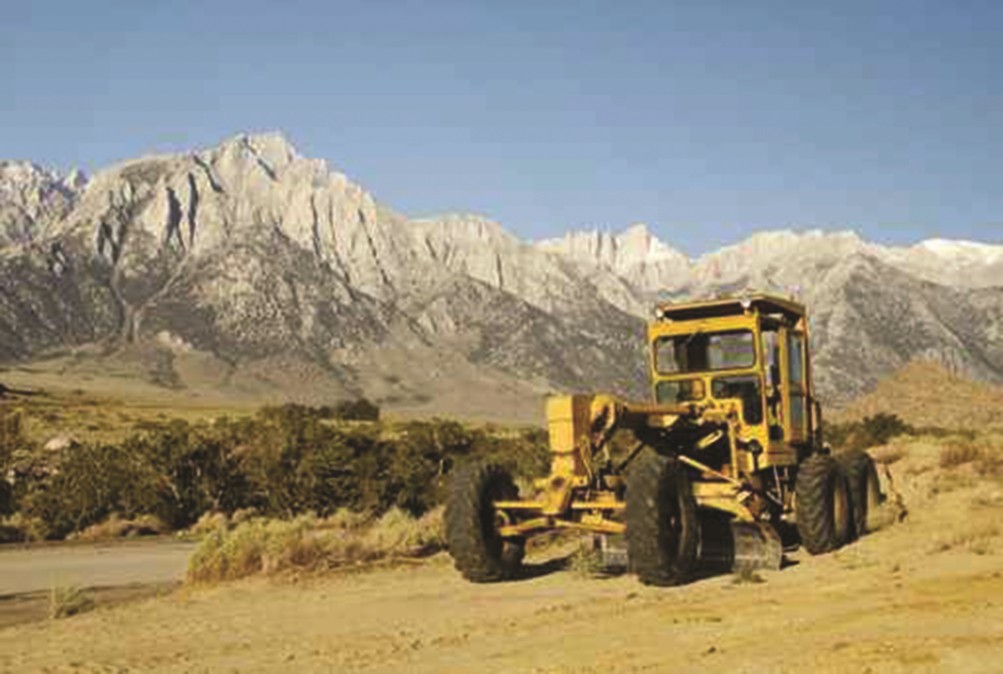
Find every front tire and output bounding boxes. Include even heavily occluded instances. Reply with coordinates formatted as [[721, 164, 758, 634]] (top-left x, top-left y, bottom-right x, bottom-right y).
[[796, 454, 852, 554], [625, 453, 699, 586], [445, 463, 524, 582]]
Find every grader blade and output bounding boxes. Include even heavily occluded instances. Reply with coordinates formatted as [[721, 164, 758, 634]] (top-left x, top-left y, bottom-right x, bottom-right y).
[[730, 522, 783, 572], [698, 515, 783, 573], [593, 534, 628, 571]]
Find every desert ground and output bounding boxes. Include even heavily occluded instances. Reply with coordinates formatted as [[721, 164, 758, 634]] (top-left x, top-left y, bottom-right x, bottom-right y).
[[0, 431, 1000, 673]]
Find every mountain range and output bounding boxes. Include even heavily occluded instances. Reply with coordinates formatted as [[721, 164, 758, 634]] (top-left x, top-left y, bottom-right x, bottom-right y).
[[1, 132, 1001, 421]]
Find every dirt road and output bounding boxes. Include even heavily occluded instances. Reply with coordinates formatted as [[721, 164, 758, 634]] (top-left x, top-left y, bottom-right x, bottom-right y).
[[0, 539, 195, 597], [0, 441, 1001, 673]]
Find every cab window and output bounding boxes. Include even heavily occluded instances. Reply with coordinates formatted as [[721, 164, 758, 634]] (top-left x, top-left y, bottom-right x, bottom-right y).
[[655, 330, 755, 374]]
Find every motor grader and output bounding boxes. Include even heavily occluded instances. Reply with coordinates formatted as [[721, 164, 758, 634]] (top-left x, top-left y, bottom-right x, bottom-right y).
[[445, 293, 882, 585]]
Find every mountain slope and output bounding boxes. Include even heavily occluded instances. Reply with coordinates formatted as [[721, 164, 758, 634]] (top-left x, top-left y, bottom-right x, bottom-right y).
[[0, 134, 648, 419], [1, 132, 1001, 418]]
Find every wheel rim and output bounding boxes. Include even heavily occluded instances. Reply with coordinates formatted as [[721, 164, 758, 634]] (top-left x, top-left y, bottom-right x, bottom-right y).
[[832, 473, 849, 544], [481, 479, 512, 559], [864, 467, 881, 530]]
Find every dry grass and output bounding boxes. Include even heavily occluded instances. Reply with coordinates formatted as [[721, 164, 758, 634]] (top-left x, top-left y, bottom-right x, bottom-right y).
[[68, 514, 169, 541], [186, 507, 444, 584], [939, 434, 1003, 475], [567, 541, 605, 578], [930, 523, 1001, 556], [48, 585, 95, 620], [731, 566, 767, 584], [868, 444, 906, 465]]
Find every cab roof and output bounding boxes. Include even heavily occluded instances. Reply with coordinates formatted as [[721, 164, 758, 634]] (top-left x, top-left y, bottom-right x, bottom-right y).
[[654, 293, 806, 323]]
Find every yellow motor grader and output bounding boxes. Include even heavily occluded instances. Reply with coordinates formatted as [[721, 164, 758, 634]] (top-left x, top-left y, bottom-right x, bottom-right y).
[[445, 294, 882, 585]]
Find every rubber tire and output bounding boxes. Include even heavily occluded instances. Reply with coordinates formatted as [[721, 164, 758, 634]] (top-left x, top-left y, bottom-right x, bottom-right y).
[[838, 450, 881, 538], [625, 453, 699, 586], [445, 462, 525, 582], [796, 454, 852, 555]]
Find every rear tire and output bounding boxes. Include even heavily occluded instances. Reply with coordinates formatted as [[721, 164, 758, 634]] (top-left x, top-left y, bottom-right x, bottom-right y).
[[625, 453, 699, 586], [838, 450, 881, 537], [796, 454, 852, 554], [445, 463, 525, 582]]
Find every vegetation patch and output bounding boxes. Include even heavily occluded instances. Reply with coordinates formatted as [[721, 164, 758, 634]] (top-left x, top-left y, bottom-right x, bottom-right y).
[[930, 523, 1000, 556], [48, 585, 95, 620], [567, 541, 605, 579], [186, 507, 444, 584], [0, 402, 547, 542], [939, 434, 1003, 476], [827, 413, 913, 454], [69, 514, 169, 541]]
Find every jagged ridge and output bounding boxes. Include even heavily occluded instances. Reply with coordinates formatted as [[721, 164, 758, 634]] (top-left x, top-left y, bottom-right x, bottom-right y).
[[0, 132, 1000, 419]]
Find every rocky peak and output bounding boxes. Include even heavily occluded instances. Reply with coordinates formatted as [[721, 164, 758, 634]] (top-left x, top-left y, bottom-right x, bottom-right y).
[[0, 161, 82, 246], [917, 238, 1003, 259], [690, 229, 867, 288], [536, 223, 690, 291], [876, 237, 1003, 288]]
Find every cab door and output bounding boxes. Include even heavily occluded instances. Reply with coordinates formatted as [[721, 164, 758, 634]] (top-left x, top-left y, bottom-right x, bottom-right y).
[[784, 330, 809, 443]]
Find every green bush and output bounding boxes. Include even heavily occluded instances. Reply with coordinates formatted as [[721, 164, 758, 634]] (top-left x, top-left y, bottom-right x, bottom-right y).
[[334, 398, 380, 421], [20, 442, 155, 538], [0, 408, 31, 517], [9, 402, 549, 540], [828, 413, 914, 453]]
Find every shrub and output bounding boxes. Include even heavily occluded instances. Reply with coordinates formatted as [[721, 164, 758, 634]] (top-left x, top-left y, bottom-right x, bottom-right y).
[[19, 442, 157, 539], [0, 407, 28, 465], [334, 398, 380, 421], [939, 435, 1003, 476], [9, 403, 548, 540], [568, 541, 605, 578], [69, 513, 168, 541], [119, 421, 249, 529], [0, 407, 32, 517], [0, 522, 25, 543], [186, 508, 444, 584], [940, 438, 983, 469], [362, 506, 444, 555], [49, 585, 95, 619], [187, 511, 229, 539], [0, 480, 11, 519], [828, 413, 914, 453]]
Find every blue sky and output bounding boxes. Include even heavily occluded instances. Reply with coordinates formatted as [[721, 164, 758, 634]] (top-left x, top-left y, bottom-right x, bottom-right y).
[[2, 0, 1001, 254]]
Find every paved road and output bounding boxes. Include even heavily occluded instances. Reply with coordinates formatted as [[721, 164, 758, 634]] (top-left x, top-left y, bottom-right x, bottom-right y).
[[0, 539, 196, 596]]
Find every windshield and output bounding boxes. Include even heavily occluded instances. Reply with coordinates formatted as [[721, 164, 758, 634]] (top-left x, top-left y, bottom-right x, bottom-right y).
[[654, 330, 756, 374]]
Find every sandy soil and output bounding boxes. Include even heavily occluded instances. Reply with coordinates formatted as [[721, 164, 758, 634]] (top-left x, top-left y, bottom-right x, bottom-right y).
[[1, 443, 1001, 673]]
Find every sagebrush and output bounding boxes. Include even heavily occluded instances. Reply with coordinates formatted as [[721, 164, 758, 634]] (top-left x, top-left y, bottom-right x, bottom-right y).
[[186, 507, 445, 583]]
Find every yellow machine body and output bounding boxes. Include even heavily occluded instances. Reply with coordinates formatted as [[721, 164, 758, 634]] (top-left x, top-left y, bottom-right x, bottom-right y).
[[494, 293, 819, 540]]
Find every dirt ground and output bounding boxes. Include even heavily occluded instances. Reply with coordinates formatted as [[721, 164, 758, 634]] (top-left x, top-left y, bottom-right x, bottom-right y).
[[1, 441, 1001, 673]]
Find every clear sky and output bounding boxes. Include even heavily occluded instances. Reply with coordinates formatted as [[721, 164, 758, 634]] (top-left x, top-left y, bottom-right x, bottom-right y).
[[3, 0, 1001, 254]]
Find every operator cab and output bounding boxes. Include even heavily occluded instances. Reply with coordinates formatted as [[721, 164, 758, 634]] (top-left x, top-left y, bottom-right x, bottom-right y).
[[648, 294, 816, 457]]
